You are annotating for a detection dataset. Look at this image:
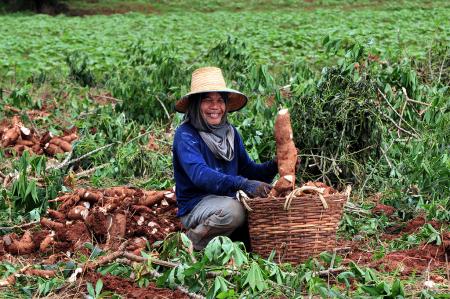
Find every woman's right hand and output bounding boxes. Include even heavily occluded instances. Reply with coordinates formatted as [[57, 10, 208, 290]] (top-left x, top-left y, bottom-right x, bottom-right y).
[[240, 179, 272, 198]]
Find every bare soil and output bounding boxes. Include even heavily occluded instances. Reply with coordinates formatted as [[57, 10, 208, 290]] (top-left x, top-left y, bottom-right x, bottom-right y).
[[344, 214, 449, 276], [84, 272, 188, 298]]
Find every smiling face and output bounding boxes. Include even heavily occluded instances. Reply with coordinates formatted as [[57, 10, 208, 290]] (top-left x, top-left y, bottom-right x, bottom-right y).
[[200, 92, 226, 125]]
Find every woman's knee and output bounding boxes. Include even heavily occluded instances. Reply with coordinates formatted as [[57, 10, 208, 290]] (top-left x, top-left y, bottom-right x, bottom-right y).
[[208, 199, 245, 229], [228, 200, 246, 227]]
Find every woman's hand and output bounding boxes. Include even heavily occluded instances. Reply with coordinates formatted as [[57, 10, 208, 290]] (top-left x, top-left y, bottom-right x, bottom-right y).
[[240, 179, 272, 198]]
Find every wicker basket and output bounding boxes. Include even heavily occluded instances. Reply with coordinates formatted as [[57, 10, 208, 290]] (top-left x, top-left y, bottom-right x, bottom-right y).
[[240, 186, 348, 265]]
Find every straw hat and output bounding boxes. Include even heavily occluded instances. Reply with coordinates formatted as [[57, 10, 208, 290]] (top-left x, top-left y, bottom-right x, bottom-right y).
[[175, 66, 248, 113]]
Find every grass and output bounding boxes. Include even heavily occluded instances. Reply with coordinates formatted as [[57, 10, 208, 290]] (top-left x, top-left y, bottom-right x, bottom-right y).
[[62, 0, 449, 13]]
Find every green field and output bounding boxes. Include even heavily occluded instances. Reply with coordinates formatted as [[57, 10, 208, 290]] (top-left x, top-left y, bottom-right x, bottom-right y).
[[0, 1, 449, 298], [1, 1, 449, 80]]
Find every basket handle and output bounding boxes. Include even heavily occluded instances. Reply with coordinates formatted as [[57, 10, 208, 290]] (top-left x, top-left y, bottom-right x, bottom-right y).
[[236, 190, 253, 212], [284, 186, 328, 210], [237, 185, 352, 212], [237, 187, 327, 211]]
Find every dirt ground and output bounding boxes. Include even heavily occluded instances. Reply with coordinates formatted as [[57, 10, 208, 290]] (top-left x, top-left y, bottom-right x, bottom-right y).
[[85, 272, 188, 298], [344, 214, 449, 276], [1, 188, 448, 295]]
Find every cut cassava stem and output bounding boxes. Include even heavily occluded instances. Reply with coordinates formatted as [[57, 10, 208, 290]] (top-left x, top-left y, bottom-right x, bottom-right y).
[[19, 127, 32, 140]]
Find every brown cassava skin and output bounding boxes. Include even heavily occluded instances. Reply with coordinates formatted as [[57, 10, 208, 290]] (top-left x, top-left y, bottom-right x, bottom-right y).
[[49, 137, 72, 152], [102, 196, 122, 212], [80, 190, 103, 203], [44, 143, 64, 155], [58, 194, 81, 213], [39, 234, 54, 252], [0, 274, 16, 286], [47, 209, 66, 222], [13, 144, 25, 155], [67, 205, 89, 220], [40, 218, 65, 230], [16, 139, 35, 147], [2, 186, 181, 257], [1, 127, 20, 147], [58, 221, 91, 250], [104, 187, 137, 198], [106, 213, 127, 250], [131, 205, 153, 214], [0, 120, 9, 137], [31, 143, 43, 154], [139, 191, 165, 207], [270, 109, 298, 196], [127, 237, 147, 254], [61, 133, 78, 143], [5, 231, 35, 255], [24, 269, 56, 279], [0, 240, 5, 256], [303, 181, 337, 195], [85, 208, 109, 237]]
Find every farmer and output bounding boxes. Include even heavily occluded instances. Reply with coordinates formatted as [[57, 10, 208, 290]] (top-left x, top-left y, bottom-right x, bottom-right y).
[[173, 66, 278, 250]]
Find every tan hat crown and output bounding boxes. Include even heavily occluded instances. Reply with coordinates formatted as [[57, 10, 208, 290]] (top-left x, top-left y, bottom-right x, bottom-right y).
[[190, 67, 227, 93], [175, 66, 248, 113]]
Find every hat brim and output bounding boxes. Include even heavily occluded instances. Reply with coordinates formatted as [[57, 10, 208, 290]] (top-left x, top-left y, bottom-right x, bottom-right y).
[[175, 89, 248, 113]]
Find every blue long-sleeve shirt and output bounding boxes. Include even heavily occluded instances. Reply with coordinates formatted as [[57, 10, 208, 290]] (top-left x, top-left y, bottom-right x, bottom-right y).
[[173, 122, 277, 217]]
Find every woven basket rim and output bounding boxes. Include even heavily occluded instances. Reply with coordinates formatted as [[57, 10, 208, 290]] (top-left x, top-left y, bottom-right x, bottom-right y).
[[245, 193, 347, 202]]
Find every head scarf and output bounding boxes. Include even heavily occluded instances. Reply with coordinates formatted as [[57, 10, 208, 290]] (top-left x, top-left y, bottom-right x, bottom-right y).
[[183, 93, 235, 161]]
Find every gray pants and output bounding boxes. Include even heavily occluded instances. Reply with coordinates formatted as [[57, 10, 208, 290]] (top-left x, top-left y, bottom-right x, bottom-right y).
[[180, 195, 246, 250]]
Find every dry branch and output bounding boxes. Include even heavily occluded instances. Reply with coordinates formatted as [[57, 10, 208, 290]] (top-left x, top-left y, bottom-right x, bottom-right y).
[[84, 240, 130, 271], [0, 265, 30, 287], [377, 88, 420, 137], [75, 163, 110, 178], [401, 87, 431, 106], [47, 142, 116, 171], [0, 221, 39, 231]]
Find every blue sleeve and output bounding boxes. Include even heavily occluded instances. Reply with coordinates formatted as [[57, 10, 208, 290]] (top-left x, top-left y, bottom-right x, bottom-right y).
[[175, 131, 247, 195], [236, 132, 278, 183]]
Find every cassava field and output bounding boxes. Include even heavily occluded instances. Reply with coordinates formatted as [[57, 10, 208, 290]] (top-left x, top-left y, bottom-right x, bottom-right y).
[[0, 0, 449, 297]]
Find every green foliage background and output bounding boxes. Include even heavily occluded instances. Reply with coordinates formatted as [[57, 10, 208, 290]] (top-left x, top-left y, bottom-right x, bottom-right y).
[[0, 1, 449, 297]]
